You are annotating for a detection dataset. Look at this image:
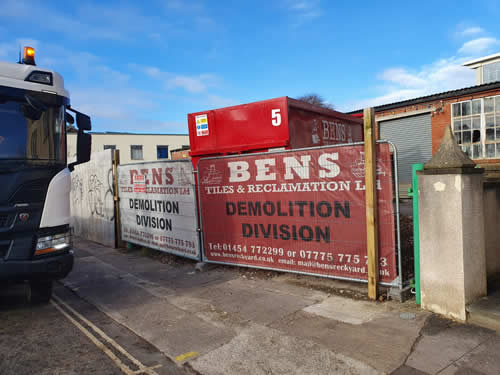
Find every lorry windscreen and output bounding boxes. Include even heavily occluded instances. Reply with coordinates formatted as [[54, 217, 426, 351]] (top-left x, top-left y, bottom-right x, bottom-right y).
[[0, 91, 65, 165]]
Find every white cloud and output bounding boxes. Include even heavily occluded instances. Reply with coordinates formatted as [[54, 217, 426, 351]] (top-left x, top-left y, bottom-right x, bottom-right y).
[[165, 0, 204, 12], [1, 0, 170, 42], [2, 1, 107, 40], [0, 39, 163, 131], [344, 28, 500, 111], [288, 0, 320, 12], [69, 84, 192, 133], [76, 3, 173, 39], [36, 46, 106, 80], [0, 35, 224, 133], [345, 57, 476, 110], [65, 61, 227, 132], [70, 87, 156, 121], [286, 0, 322, 26], [378, 68, 428, 87], [167, 74, 218, 93], [458, 37, 500, 55], [161, 1, 216, 31], [205, 95, 237, 108], [135, 64, 220, 94], [458, 26, 484, 37], [167, 76, 207, 93], [194, 16, 217, 28]]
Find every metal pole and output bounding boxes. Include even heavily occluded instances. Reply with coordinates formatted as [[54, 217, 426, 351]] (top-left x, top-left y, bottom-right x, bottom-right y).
[[388, 141, 403, 290], [409, 163, 424, 304], [195, 161, 206, 263], [113, 149, 123, 248]]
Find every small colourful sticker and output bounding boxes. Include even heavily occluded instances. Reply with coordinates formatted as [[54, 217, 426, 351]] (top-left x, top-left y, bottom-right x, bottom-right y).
[[133, 174, 146, 193], [195, 114, 209, 136]]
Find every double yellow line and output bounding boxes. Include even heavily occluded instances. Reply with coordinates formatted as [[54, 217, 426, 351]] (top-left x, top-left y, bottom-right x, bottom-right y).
[[51, 294, 162, 375]]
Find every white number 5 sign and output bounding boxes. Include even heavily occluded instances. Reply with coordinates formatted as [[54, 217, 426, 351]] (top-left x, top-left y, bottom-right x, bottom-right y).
[[271, 109, 281, 126]]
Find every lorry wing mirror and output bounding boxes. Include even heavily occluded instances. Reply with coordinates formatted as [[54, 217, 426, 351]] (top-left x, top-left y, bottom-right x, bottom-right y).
[[69, 130, 91, 171], [77, 131, 91, 164], [67, 107, 92, 131], [76, 112, 91, 131], [65, 111, 75, 125]]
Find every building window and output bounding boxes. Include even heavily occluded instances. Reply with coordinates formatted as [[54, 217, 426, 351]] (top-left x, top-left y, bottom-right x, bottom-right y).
[[452, 95, 500, 159], [483, 61, 500, 84], [157, 145, 169, 159], [131, 145, 143, 160], [103, 145, 116, 150]]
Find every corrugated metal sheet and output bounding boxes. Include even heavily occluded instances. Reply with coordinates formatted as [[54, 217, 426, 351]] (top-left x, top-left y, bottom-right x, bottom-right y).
[[380, 114, 432, 198]]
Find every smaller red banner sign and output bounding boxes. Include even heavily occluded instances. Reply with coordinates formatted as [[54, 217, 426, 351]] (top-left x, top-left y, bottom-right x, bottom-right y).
[[133, 174, 146, 193]]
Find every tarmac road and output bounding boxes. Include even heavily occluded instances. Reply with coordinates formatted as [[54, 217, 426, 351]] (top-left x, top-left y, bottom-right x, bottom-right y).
[[3, 238, 500, 375], [0, 282, 187, 375]]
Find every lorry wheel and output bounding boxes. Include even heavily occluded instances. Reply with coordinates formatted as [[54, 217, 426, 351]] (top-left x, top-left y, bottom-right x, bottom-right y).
[[27, 280, 53, 304]]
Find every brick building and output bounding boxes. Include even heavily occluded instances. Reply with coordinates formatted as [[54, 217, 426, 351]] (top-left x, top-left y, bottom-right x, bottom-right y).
[[349, 53, 500, 197]]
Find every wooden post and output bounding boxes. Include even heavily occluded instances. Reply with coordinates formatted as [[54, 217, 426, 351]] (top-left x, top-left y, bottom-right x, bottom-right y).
[[112, 149, 123, 248], [364, 107, 379, 300]]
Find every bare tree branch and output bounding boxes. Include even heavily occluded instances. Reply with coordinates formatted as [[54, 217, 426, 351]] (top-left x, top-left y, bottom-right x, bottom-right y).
[[296, 94, 335, 110]]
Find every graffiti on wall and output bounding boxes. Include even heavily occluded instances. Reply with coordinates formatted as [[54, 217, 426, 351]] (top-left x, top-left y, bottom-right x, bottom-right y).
[[70, 149, 116, 248], [71, 174, 84, 207], [87, 169, 114, 220]]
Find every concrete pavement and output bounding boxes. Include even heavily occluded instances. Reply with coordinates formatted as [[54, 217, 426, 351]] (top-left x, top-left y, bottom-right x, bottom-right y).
[[63, 238, 500, 374]]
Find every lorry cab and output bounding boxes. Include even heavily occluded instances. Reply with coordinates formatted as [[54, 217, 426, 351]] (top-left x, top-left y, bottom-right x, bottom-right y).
[[0, 47, 91, 302]]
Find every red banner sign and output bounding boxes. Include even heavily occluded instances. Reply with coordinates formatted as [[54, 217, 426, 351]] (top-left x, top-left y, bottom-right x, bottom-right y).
[[198, 144, 397, 282]]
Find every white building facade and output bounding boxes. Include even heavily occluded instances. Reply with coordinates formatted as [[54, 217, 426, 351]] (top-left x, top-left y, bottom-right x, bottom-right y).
[[67, 132, 190, 164], [463, 53, 500, 85]]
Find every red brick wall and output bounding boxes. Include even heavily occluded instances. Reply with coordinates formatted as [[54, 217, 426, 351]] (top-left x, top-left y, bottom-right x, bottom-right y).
[[374, 88, 500, 165]]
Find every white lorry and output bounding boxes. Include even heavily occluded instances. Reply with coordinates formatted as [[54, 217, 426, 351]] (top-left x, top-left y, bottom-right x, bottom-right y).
[[0, 47, 91, 302]]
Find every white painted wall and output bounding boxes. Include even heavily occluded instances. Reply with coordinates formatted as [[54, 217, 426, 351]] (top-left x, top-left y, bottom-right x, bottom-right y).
[[67, 133, 190, 164], [70, 149, 116, 247]]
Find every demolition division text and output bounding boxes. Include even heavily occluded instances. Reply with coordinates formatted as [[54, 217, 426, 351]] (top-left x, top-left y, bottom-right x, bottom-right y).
[[131, 198, 180, 231], [226, 200, 350, 244]]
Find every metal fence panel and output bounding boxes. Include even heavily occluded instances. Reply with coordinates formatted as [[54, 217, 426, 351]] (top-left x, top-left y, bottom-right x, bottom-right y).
[[71, 149, 116, 248], [197, 142, 399, 285], [117, 160, 200, 260]]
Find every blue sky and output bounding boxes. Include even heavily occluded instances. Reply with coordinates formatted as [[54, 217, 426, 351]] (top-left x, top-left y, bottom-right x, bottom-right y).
[[1, 0, 499, 134]]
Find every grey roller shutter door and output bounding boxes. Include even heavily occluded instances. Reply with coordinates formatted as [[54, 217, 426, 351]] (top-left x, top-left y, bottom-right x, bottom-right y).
[[379, 114, 432, 198]]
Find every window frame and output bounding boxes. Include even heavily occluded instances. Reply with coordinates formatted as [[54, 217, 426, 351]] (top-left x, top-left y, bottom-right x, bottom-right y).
[[130, 145, 143, 160], [483, 61, 500, 84], [451, 94, 500, 159], [156, 145, 169, 160]]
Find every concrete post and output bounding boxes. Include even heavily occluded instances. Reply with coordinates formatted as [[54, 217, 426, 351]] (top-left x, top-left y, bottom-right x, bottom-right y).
[[418, 126, 486, 321]]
